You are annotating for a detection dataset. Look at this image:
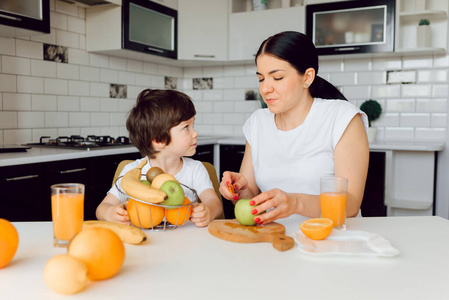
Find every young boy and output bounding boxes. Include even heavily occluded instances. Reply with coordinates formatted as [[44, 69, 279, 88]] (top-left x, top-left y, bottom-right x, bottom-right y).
[[96, 89, 223, 227]]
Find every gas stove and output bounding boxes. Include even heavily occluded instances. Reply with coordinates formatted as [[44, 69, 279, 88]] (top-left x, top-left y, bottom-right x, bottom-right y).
[[25, 135, 133, 151]]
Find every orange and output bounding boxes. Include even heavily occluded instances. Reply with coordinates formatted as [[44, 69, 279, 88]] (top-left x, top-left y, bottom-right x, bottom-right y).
[[166, 197, 192, 225], [0, 219, 19, 269], [68, 227, 125, 281], [127, 198, 165, 229], [300, 218, 333, 240], [43, 254, 88, 295]]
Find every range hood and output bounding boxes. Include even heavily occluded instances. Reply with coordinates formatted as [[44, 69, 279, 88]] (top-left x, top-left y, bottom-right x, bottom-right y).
[[59, 0, 121, 7]]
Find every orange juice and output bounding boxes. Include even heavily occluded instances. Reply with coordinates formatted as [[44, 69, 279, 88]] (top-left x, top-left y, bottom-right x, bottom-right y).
[[320, 192, 347, 228], [51, 193, 84, 241]]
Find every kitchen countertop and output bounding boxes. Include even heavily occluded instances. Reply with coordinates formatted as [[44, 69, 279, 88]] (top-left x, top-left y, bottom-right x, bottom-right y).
[[0, 137, 444, 167], [4, 215, 449, 299]]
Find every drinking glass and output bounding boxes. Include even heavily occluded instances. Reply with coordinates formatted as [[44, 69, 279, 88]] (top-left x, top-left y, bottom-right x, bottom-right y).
[[320, 176, 348, 230], [51, 183, 84, 247]]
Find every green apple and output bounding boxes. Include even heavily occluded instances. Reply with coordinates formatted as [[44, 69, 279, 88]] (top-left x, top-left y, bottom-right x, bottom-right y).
[[235, 199, 256, 226], [159, 180, 185, 207], [141, 180, 151, 186]]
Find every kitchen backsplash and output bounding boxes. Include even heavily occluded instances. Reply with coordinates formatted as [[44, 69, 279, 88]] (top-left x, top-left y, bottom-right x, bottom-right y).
[[0, 1, 448, 144]]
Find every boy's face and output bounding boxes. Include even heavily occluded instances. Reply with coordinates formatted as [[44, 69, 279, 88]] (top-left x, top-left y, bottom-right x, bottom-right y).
[[166, 117, 198, 157]]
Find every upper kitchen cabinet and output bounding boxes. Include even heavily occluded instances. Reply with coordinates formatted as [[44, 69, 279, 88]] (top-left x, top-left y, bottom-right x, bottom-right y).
[[229, 4, 305, 61], [0, 0, 50, 38], [178, 0, 228, 61], [86, 0, 180, 66], [395, 0, 448, 54]]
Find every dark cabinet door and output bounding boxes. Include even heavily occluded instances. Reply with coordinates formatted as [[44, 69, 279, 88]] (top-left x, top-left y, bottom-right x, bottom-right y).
[[361, 152, 387, 217], [90, 152, 141, 220], [44, 158, 91, 221], [190, 144, 214, 165], [0, 163, 45, 221], [219, 144, 246, 219]]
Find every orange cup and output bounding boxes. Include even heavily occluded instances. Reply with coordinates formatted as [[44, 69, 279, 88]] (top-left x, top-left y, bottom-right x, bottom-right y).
[[320, 176, 347, 230]]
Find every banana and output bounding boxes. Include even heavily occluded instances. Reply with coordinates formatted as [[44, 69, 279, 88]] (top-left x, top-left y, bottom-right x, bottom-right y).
[[120, 158, 168, 204], [83, 220, 147, 245]]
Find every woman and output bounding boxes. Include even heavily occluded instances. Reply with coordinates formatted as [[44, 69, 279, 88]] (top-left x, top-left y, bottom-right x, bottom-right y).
[[219, 31, 369, 225]]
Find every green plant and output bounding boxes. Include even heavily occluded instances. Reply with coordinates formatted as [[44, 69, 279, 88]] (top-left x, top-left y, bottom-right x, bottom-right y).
[[419, 19, 430, 26], [360, 99, 382, 127]]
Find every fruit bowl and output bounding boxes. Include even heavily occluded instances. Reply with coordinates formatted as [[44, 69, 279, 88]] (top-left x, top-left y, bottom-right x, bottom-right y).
[[115, 176, 199, 231]]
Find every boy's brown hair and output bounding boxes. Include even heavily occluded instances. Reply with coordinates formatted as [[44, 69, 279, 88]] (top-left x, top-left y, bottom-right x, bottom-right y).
[[126, 89, 196, 158]]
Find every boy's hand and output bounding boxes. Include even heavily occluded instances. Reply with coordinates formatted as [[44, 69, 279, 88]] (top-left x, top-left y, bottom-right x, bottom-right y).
[[108, 203, 130, 225], [190, 203, 211, 227]]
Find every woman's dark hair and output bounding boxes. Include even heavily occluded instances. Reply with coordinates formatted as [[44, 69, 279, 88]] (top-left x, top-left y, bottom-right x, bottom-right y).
[[126, 89, 196, 158], [255, 31, 347, 101]]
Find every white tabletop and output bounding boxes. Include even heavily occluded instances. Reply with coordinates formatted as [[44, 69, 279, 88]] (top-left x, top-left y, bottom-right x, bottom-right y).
[[3, 215, 449, 299]]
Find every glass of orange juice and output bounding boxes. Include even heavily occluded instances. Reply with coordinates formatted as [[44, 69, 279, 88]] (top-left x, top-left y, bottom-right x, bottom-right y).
[[320, 176, 348, 230], [51, 183, 84, 247]]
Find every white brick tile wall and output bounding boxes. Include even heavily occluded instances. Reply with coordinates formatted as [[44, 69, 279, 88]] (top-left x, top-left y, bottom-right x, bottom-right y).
[[127, 60, 143, 73], [319, 60, 343, 72], [387, 98, 415, 112], [203, 89, 223, 101], [69, 48, 89, 65], [330, 72, 356, 86], [203, 66, 224, 77], [91, 112, 110, 126], [0, 37, 15, 55], [224, 65, 246, 76], [402, 84, 432, 97], [80, 97, 101, 112], [16, 40, 42, 60], [118, 71, 135, 85], [58, 127, 81, 137], [403, 56, 433, 69], [0, 112, 17, 128], [32, 94, 57, 111], [17, 76, 43, 93], [69, 80, 90, 96], [90, 53, 109, 68], [371, 84, 401, 98], [110, 112, 127, 126], [118, 99, 134, 112], [2, 56, 31, 75], [4, 129, 32, 144], [400, 113, 431, 127], [344, 58, 371, 71], [372, 57, 402, 70], [110, 57, 127, 70], [234, 76, 258, 88], [69, 112, 90, 127], [213, 77, 234, 89], [223, 113, 245, 125], [68, 16, 85, 34], [343, 85, 370, 100], [32, 128, 58, 142], [213, 101, 235, 113], [57, 63, 79, 80], [90, 82, 109, 97], [416, 98, 447, 113], [80, 66, 100, 81], [18, 112, 45, 128], [135, 73, 151, 86], [358, 71, 386, 85], [58, 96, 80, 111], [31, 60, 57, 78], [432, 84, 449, 97], [415, 128, 446, 140], [101, 99, 119, 112], [55, 1, 78, 17], [0, 74, 17, 93], [51, 11, 68, 31], [56, 29, 79, 48], [431, 113, 447, 127], [418, 70, 447, 82], [373, 112, 400, 127], [143, 62, 158, 74], [45, 112, 69, 127], [45, 78, 68, 95], [100, 69, 118, 83], [194, 102, 213, 113], [31, 29, 56, 45], [3, 93, 32, 111], [150, 75, 164, 88], [384, 127, 414, 141]]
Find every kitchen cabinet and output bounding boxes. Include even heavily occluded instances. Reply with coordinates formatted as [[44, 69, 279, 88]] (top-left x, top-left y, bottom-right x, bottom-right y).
[[229, 6, 305, 61], [0, 163, 45, 221], [178, 0, 228, 61], [190, 144, 214, 165], [219, 144, 245, 219], [361, 152, 386, 217], [395, 0, 448, 53]]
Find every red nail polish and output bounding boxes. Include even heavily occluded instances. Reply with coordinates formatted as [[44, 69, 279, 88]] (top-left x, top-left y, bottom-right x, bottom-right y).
[[226, 181, 230, 187], [257, 222, 263, 225], [234, 185, 238, 190], [249, 200, 255, 206], [251, 209, 257, 215], [254, 217, 260, 223], [233, 195, 239, 200]]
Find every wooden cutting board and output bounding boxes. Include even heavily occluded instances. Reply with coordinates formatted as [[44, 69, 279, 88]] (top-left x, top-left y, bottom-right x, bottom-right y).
[[208, 219, 294, 252]]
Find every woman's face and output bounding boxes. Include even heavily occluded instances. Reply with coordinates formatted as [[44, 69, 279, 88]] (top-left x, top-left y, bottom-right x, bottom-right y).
[[256, 54, 307, 114]]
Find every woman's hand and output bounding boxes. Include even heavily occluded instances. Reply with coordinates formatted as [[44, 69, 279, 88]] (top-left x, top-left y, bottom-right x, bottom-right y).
[[249, 189, 299, 225], [190, 203, 211, 227], [219, 171, 248, 201]]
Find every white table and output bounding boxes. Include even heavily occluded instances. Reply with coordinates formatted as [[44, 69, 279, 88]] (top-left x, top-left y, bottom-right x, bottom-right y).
[[3, 216, 449, 299]]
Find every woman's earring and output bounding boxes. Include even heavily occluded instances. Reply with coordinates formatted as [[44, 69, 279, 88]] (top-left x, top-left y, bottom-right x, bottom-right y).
[[305, 83, 309, 88]]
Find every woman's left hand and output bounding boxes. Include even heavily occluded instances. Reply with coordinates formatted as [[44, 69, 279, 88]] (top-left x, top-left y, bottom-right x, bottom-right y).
[[249, 189, 299, 225]]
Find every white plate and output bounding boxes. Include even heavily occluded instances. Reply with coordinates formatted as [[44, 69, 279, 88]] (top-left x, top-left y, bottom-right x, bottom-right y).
[[293, 229, 400, 257]]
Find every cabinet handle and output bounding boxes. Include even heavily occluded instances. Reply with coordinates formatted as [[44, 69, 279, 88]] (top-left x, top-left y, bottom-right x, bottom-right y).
[[59, 168, 87, 174], [237, 151, 245, 155], [4, 175, 39, 181], [145, 47, 164, 53], [194, 55, 215, 58], [196, 151, 212, 155], [0, 12, 21, 21]]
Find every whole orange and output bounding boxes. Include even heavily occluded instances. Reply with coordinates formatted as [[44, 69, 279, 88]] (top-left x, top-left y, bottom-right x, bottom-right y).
[[0, 219, 19, 269], [166, 197, 192, 226], [68, 227, 125, 281], [127, 198, 165, 229]]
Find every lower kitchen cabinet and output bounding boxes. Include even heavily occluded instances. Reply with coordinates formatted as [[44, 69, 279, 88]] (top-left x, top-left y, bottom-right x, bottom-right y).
[[190, 144, 214, 165], [0, 151, 141, 222], [220, 144, 246, 219], [0, 163, 45, 221], [361, 152, 386, 217]]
